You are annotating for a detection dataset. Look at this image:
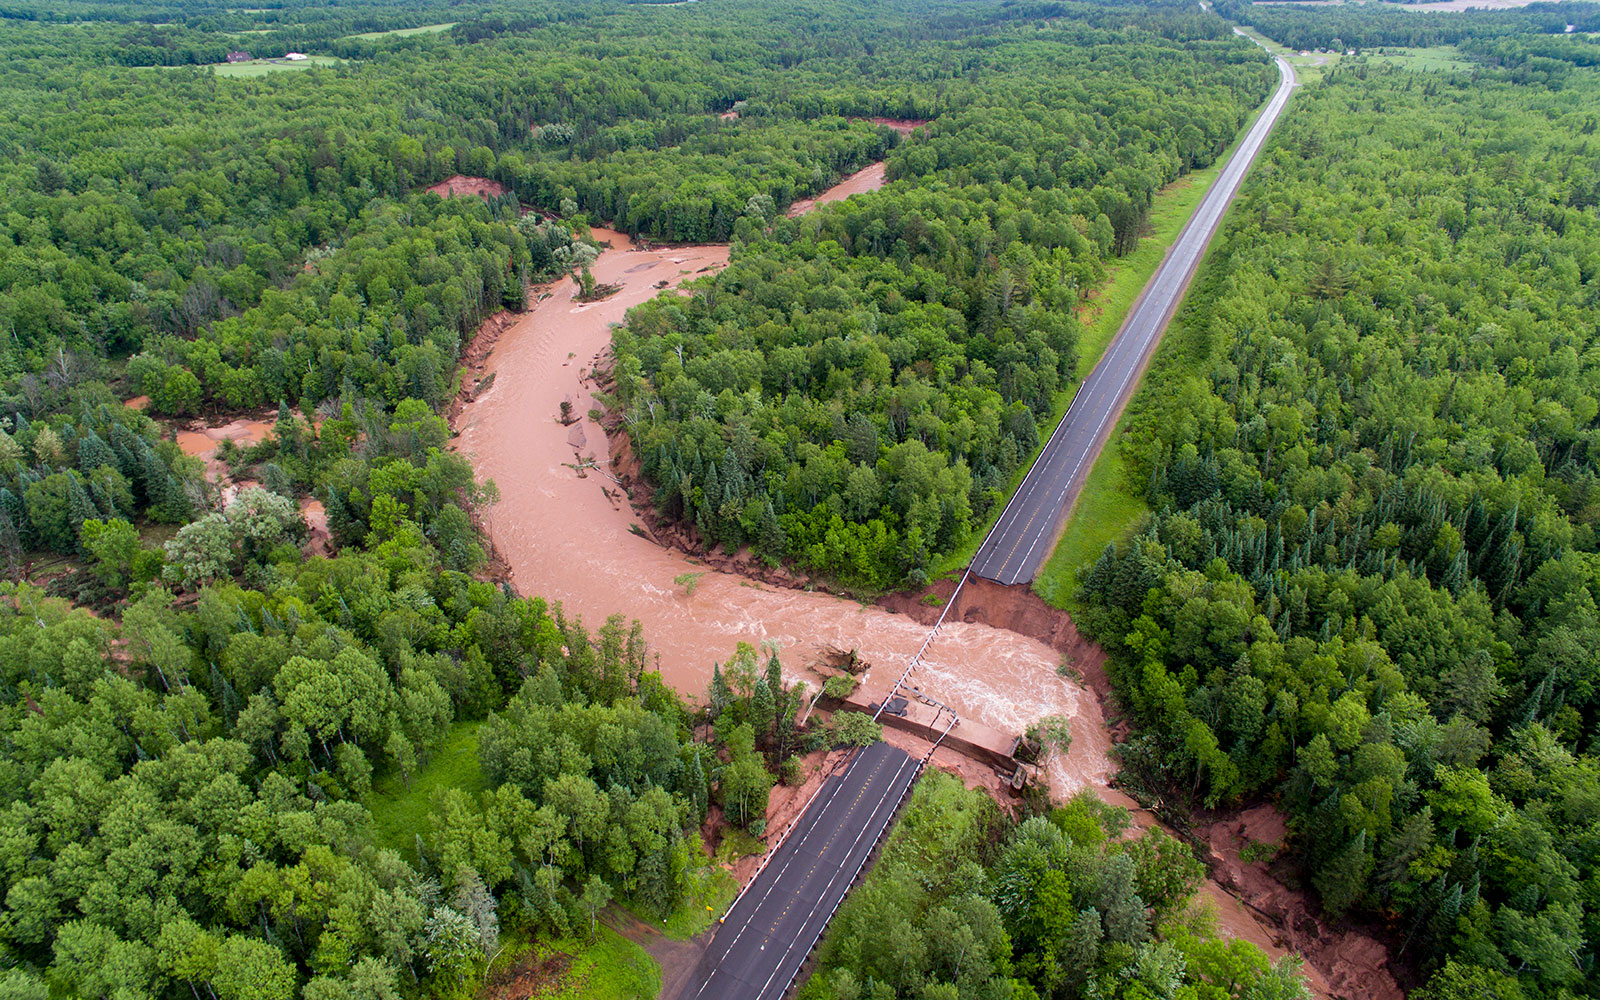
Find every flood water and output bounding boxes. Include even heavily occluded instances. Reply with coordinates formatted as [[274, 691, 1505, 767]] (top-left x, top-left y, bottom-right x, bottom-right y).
[[452, 182, 1320, 979], [785, 162, 887, 217], [454, 226, 1103, 787]]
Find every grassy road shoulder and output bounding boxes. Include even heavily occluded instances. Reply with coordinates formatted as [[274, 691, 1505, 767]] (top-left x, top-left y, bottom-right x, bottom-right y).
[[1032, 42, 1299, 610], [930, 155, 1230, 578]]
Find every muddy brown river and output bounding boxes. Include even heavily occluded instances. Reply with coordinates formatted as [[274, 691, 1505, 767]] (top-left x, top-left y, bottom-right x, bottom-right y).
[[454, 227, 1110, 790], [453, 198, 1334, 984]]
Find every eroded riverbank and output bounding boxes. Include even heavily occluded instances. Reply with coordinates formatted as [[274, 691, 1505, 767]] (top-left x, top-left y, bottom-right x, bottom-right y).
[[450, 180, 1396, 996]]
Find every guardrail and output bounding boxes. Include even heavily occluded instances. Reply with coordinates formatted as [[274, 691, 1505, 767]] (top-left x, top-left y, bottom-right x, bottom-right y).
[[768, 741, 939, 1000], [717, 745, 862, 924]]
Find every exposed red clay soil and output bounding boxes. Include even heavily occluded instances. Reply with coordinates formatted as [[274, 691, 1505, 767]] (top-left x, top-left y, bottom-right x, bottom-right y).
[[1076, 283, 1105, 325], [123, 395, 151, 411], [449, 169, 1404, 997], [175, 413, 278, 486], [300, 498, 332, 557], [1198, 805, 1407, 1000], [426, 174, 508, 200], [170, 412, 331, 557], [602, 428, 817, 593], [450, 307, 523, 423]]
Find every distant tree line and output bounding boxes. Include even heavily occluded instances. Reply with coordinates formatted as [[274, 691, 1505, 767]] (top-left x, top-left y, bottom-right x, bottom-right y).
[[1218, 0, 1600, 51]]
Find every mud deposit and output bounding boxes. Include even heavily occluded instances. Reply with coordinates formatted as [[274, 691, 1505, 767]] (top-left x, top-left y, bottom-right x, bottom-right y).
[[425, 174, 508, 200], [170, 411, 327, 554], [174, 414, 276, 494], [1200, 806, 1405, 1000], [451, 178, 1396, 995]]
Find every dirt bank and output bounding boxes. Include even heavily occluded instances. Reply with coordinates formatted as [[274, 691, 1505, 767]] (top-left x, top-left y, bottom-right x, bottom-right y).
[[1198, 806, 1407, 1000], [886, 577, 1406, 1000], [426, 174, 508, 200], [451, 227, 1094, 795]]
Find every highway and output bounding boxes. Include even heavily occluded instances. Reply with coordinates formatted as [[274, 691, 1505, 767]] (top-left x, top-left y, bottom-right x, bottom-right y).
[[676, 47, 1297, 1000], [971, 51, 1297, 586], [682, 742, 922, 1000]]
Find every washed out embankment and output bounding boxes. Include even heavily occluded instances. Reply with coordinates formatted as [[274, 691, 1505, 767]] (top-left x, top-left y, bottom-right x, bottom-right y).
[[889, 575, 1404, 1000], [448, 173, 1359, 990]]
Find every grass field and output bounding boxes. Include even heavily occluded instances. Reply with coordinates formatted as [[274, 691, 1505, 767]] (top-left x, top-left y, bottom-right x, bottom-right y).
[[542, 927, 662, 1000], [930, 88, 1265, 580], [347, 22, 456, 39], [1364, 45, 1475, 71], [1234, 26, 1340, 85], [212, 55, 342, 77], [365, 720, 484, 857]]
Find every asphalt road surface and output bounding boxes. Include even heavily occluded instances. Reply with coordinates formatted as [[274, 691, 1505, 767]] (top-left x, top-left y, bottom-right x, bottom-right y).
[[971, 52, 1297, 586], [682, 742, 922, 1000]]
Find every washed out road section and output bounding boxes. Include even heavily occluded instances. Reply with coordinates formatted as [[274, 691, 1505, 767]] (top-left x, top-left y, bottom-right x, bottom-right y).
[[971, 53, 1297, 585], [452, 159, 1325, 985], [683, 742, 922, 1000], [451, 227, 1106, 791]]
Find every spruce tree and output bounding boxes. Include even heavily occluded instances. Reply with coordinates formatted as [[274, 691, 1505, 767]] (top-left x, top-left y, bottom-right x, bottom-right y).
[[76, 430, 116, 475], [65, 472, 96, 550], [1314, 830, 1373, 917], [708, 662, 731, 721], [751, 677, 775, 752]]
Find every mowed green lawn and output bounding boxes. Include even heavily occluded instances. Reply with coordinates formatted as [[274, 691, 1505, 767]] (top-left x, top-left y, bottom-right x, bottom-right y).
[[213, 55, 343, 77]]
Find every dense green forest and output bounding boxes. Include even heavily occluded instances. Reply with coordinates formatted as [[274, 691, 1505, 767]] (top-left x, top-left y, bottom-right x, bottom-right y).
[[0, 556, 818, 998], [610, 15, 1274, 589], [9, 0, 1598, 993], [0, 0, 1324, 996], [1077, 38, 1600, 1000], [801, 773, 1310, 1000]]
